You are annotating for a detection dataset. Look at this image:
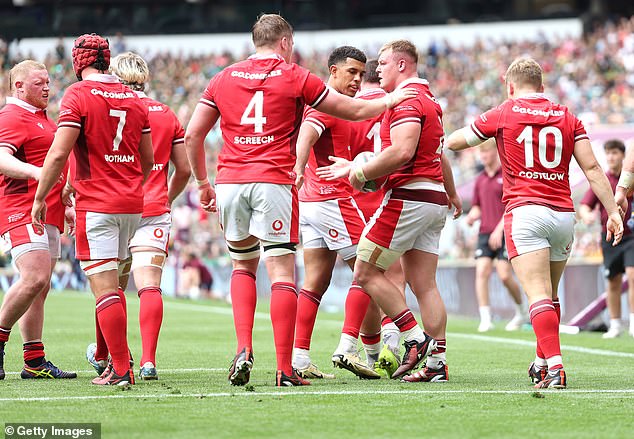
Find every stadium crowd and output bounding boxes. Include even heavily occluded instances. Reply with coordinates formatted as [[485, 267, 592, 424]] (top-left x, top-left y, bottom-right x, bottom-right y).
[[0, 15, 633, 289]]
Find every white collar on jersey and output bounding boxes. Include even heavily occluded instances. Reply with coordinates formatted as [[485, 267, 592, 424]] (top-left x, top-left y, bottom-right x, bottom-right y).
[[134, 91, 147, 98], [355, 87, 385, 98], [517, 92, 550, 101], [247, 53, 285, 61], [395, 77, 429, 90], [5, 96, 44, 114], [83, 73, 120, 83]]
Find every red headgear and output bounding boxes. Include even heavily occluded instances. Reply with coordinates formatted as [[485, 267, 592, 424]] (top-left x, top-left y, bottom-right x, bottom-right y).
[[72, 33, 110, 80]]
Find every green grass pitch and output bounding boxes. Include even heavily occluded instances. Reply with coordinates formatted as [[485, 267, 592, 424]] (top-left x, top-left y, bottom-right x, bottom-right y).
[[1, 291, 634, 438]]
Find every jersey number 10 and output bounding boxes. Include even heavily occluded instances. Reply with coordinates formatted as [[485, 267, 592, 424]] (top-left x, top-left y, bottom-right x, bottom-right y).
[[516, 125, 563, 169]]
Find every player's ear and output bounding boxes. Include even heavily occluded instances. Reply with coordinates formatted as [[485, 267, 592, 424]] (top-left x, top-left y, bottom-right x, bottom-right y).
[[329, 64, 338, 77]]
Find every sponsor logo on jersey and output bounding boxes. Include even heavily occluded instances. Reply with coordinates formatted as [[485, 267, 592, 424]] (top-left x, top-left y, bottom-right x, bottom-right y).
[[7, 213, 25, 223], [328, 229, 339, 238], [233, 135, 275, 145], [152, 163, 164, 171], [148, 105, 164, 112], [153, 228, 164, 239], [231, 70, 282, 80], [37, 122, 44, 129], [511, 105, 564, 117], [272, 220, 283, 231], [518, 170, 565, 181], [90, 89, 135, 99]]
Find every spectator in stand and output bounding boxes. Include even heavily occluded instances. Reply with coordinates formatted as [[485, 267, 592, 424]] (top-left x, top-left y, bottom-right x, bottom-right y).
[[464, 140, 526, 332], [580, 139, 634, 339]]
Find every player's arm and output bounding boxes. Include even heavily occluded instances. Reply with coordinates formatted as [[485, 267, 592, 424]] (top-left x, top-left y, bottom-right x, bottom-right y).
[[139, 132, 154, 184], [167, 142, 192, 205], [184, 102, 220, 212], [316, 87, 416, 121], [350, 121, 420, 190], [574, 138, 623, 245], [442, 153, 462, 219], [293, 121, 322, 189], [0, 147, 41, 180], [616, 146, 634, 213], [445, 126, 489, 151], [32, 126, 78, 224]]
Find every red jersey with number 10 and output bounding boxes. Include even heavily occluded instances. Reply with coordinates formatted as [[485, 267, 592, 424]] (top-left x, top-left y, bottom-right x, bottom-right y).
[[58, 74, 151, 214], [136, 92, 185, 217], [200, 53, 328, 185], [469, 94, 587, 212]]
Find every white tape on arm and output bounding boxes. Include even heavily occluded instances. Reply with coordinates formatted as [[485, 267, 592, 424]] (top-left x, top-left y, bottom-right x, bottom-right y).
[[617, 171, 634, 190]]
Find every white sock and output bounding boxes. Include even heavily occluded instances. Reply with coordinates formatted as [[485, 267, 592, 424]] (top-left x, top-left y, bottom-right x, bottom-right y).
[[401, 324, 426, 343], [514, 303, 524, 317], [546, 355, 563, 370], [479, 306, 492, 324], [426, 352, 446, 369], [382, 322, 400, 350], [335, 333, 358, 355], [609, 318, 622, 331], [534, 356, 547, 368], [363, 342, 381, 367], [292, 348, 311, 369]]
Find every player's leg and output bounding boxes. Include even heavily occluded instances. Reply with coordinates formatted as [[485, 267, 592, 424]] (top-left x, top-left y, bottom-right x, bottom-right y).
[[18, 226, 76, 379], [604, 273, 624, 338], [496, 257, 526, 331], [129, 214, 170, 380], [475, 255, 494, 332]]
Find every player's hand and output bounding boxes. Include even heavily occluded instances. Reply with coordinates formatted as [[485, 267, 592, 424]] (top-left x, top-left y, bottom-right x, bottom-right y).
[[615, 187, 629, 219], [31, 199, 47, 226], [349, 169, 364, 191], [61, 182, 75, 207], [31, 166, 42, 181], [465, 213, 476, 227], [606, 210, 624, 246], [316, 156, 352, 181], [198, 182, 217, 213], [385, 87, 418, 108], [489, 227, 504, 250], [293, 166, 305, 190], [447, 193, 463, 219], [64, 205, 76, 236]]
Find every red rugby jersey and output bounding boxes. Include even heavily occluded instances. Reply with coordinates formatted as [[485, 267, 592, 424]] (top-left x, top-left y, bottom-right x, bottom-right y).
[[200, 54, 328, 185], [469, 94, 587, 212], [0, 97, 66, 234], [136, 92, 185, 217], [58, 74, 151, 213]]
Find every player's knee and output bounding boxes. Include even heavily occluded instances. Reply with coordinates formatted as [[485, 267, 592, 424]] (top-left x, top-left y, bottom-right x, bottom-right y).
[[262, 241, 296, 257], [131, 251, 166, 271], [356, 236, 400, 272], [227, 241, 261, 260], [80, 259, 118, 276], [22, 272, 50, 296]]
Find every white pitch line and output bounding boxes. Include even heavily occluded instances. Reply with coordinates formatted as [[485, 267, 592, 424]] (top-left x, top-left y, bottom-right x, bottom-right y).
[[163, 300, 634, 359], [2, 388, 634, 403]]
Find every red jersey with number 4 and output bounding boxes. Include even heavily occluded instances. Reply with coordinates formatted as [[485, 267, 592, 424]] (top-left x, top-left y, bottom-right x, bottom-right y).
[[299, 106, 352, 202], [200, 53, 328, 185], [137, 92, 185, 217], [469, 94, 587, 212], [380, 78, 444, 190], [0, 98, 67, 234], [58, 74, 150, 213], [349, 88, 386, 217]]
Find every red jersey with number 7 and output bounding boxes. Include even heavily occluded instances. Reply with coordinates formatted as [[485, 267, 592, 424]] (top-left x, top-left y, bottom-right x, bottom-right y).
[[468, 93, 587, 212], [57, 73, 151, 214], [200, 53, 328, 185]]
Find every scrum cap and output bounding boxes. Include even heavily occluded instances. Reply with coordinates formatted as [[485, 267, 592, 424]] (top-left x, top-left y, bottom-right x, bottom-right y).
[[72, 33, 110, 80]]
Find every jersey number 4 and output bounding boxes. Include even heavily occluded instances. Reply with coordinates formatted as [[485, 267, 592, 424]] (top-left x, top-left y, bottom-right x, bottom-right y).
[[241, 91, 267, 133], [517, 125, 563, 169]]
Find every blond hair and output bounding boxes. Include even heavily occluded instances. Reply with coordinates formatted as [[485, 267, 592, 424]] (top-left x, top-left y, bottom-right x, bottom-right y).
[[379, 39, 418, 64], [505, 58, 543, 90], [8, 60, 46, 93], [110, 52, 149, 91], [252, 14, 293, 48]]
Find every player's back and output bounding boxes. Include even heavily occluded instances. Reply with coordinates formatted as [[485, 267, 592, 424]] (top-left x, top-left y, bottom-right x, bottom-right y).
[[491, 95, 585, 211], [299, 106, 352, 202], [380, 78, 444, 189], [59, 74, 150, 214], [202, 54, 327, 186], [137, 93, 184, 217], [349, 88, 386, 158]]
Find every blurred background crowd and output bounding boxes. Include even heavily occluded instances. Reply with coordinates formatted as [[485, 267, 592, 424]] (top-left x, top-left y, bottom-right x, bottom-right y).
[[1, 14, 633, 298]]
